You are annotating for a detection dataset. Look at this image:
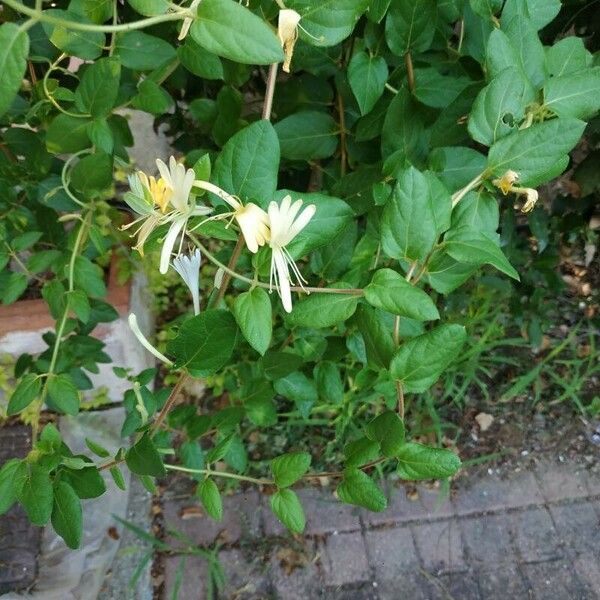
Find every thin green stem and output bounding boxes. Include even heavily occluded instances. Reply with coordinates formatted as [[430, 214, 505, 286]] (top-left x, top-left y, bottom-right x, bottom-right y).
[[4, 0, 188, 32], [451, 172, 485, 208], [385, 82, 399, 94], [165, 464, 273, 485]]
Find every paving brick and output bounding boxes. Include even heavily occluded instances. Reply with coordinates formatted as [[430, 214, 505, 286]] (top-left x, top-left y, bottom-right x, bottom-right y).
[[326, 582, 380, 599], [0, 545, 38, 594], [218, 548, 271, 599], [453, 470, 544, 516], [162, 489, 261, 547], [269, 543, 324, 600], [522, 560, 589, 600], [364, 526, 419, 580], [549, 501, 600, 555], [263, 487, 361, 537], [321, 531, 371, 587], [573, 556, 600, 597], [477, 564, 530, 600], [535, 460, 592, 503], [412, 520, 466, 573], [376, 573, 434, 600], [364, 483, 454, 527], [427, 571, 481, 600], [511, 507, 563, 562], [460, 514, 515, 566], [585, 466, 600, 496], [163, 554, 209, 600]]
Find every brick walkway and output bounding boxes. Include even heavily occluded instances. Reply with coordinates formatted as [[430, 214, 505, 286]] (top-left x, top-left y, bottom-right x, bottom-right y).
[[160, 457, 600, 600]]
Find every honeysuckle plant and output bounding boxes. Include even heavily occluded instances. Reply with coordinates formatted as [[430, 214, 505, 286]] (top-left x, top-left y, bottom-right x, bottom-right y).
[[0, 0, 599, 554]]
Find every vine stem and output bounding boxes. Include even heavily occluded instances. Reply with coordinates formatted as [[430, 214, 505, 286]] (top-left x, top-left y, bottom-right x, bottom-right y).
[[211, 235, 245, 307], [451, 173, 484, 207], [404, 51, 415, 93], [3, 0, 187, 32], [189, 234, 364, 296], [149, 373, 189, 437], [262, 63, 278, 121]]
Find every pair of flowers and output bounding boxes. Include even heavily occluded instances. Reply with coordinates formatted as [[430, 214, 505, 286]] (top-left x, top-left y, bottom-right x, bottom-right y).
[[123, 156, 316, 314]]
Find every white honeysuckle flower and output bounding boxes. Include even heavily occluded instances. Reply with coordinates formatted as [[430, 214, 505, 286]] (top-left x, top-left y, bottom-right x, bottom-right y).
[[122, 156, 212, 275], [178, 0, 201, 41], [192, 180, 270, 253], [278, 9, 302, 73], [128, 313, 173, 366], [172, 249, 202, 315], [267, 195, 316, 313]]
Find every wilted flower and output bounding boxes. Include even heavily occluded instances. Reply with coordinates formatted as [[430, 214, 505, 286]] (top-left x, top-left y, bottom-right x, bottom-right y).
[[492, 170, 519, 195], [492, 170, 539, 213], [173, 249, 202, 315], [268, 195, 316, 313], [521, 188, 539, 213], [122, 156, 212, 274], [178, 0, 201, 41], [278, 9, 301, 73]]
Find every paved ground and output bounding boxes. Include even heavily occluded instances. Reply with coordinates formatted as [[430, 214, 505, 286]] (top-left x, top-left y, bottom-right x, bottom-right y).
[[159, 457, 600, 600]]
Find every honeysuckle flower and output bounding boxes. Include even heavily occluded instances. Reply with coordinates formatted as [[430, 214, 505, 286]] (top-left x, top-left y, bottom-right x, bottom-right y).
[[172, 249, 201, 315], [278, 9, 301, 73], [492, 170, 539, 213], [268, 195, 316, 313], [128, 313, 173, 367], [122, 156, 212, 274], [192, 180, 270, 253], [178, 0, 201, 41]]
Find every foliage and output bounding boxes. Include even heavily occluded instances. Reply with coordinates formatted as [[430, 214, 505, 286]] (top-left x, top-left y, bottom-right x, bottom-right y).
[[0, 0, 598, 552]]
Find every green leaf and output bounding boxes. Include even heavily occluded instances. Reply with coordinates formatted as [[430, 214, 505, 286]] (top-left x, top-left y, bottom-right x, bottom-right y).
[[233, 288, 272, 356], [17, 463, 53, 526], [468, 67, 535, 146], [275, 111, 338, 160], [385, 0, 436, 55], [70, 152, 113, 198], [390, 323, 467, 393], [0, 459, 26, 515], [260, 351, 303, 380], [1, 272, 27, 305], [470, 0, 502, 20], [68, 290, 91, 323], [109, 466, 126, 490], [286, 288, 359, 329], [337, 469, 387, 511], [270, 489, 305, 533], [271, 452, 311, 488], [396, 443, 461, 480], [364, 268, 439, 321], [546, 37, 592, 78], [314, 361, 344, 404], [273, 372, 317, 419], [63, 464, 106, 499], [178, 37, 223, 80], [355, 304, 395, 370], [47, 374, 80, 416], [486, 118, 586, 187], [51, 482, 83, 549], [344, 438, 380, 468], [381, 167, 451, 262], [288, 0, 369, 47], [74, 57, 121, 117], [190, 0, 283, 64], [212, 120, 280, 204], [413, 68, 472, 109], [365, 411, 405, 457], [73, 256, 107, 297], [131, 79, 174, 115], [167, 310, 238, 377], [197, 479, 223, 521], [444, 228, 519, 280], [114, 31, 176, 70], [128, 0, 168, 16], [451, 190, 499, 234], [348, 51, 387, 115], [7, 373, 41, 415], [501, 0, 560, 30], [43, 10, 105, 59], [46, 114, 92, 154], [0, 24, 29, 119], [125, 434, 166, 477], [242, 381, 277, 426], [544, 68, 600, 120]]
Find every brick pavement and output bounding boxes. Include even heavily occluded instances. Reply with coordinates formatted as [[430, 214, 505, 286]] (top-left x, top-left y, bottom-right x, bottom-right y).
[[160, 457, 600, 600]]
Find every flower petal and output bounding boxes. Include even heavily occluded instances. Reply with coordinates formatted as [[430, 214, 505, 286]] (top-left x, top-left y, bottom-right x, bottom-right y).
[[160, 217, 186, 274], [273, 248, 293, 313]]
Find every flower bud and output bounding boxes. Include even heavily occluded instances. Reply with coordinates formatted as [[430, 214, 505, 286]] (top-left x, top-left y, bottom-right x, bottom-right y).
[[278, 9, 301, 73]]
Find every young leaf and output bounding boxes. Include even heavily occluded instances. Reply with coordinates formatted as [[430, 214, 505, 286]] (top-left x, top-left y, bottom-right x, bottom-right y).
[[390, 324, 467, 393], [336, 469, 387, 512], [125, 434, 166, 477], [0, 23, 30, 118], [348, 51, 388, 115], [197, 479, 223, 521], [396, 443, 461, 480], [7, 373, 41, 415], [51, 481, 83, 549], [270, 489, 306, 533], [110, 466, 127, 490], [47, 373, 80, 416], [273, 372, 317, 419], [17, 463, 54, 526], [190, 0, 284, 64], [233, 288, 272, 356], [365, 411, 405, 457], [271, 452, 311, 488], [364, 268, 439, 321]]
